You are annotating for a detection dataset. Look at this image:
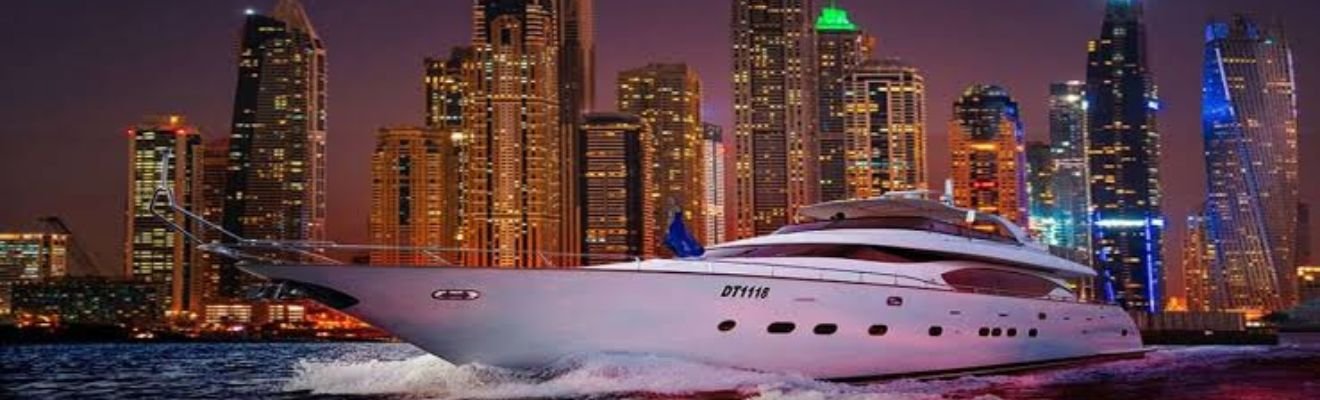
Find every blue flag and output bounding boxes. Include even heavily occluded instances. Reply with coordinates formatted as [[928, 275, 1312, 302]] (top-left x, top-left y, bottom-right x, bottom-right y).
[[664, 210, 705, 258]]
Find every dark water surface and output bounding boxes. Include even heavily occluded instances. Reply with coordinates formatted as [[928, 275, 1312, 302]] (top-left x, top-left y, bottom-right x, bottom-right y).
[[4, 334, 1319, 399]]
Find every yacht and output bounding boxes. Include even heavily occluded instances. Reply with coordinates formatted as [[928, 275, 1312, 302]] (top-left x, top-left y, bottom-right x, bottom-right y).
[[238, 195, 1145, 380]]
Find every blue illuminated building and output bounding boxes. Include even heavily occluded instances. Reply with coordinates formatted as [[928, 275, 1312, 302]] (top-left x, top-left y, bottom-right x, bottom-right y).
[[1201, 15, 1299, 312], [1085, 0, 1163, 312]]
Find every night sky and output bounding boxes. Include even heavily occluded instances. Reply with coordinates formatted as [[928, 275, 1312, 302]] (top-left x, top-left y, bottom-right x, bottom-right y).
[[1, 0, 1317, 299]]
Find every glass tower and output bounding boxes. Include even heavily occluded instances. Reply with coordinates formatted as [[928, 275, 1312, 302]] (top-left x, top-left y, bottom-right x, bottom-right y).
[[949, 85, 1027, 227], [842, 59, 927, 199], [1202, 15, 1300, 312], [1047, 81, 1091, 266], [1085, 0, 1163, 312], [815, 2, 874, 202]]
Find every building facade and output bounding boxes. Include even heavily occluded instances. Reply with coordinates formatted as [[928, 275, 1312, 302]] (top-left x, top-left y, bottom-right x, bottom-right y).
[[1182, 212, 1217, 312], [949, 85, 1026, 227], [222, 0, 327, 297], [10, 278, 161, 327], [462, 0, 568, 267], [617, 63, 704, 255], [1027, 141, 1056, 242], [703, 123, 727, 245], [815, 3, 874, 202], [732, 0, 817, 238], [842, 59, 927, 199], [1086, 0, 1163, 312], [369, 127, 457, 266], [1300, 266, 1320, 305], [579, 113, 654, 264], [125, 115, 204, 315], [0, 232, 68, 314], [557, 0, 595, 262], [1201, 15, 1300, 312], [1047, 81, 1091, 265]]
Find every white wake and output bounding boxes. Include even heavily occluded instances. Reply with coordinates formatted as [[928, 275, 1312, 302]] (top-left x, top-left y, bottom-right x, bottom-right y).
[[283, 345, 1307, 399]]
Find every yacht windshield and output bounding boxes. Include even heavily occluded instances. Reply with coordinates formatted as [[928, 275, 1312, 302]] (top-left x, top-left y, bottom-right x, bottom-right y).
[[702, 243, 945, 263], [774, 216, 1019, 244]]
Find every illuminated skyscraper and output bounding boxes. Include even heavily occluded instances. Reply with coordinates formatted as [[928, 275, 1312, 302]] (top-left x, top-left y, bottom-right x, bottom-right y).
[[1300, 202, 1312, 266], [949, 85, 1026, 227], [125, 115, 203, 315], [425, 47, 472, 129], [1047, 81, 1091, 265], [579, 113, 654, 264], [1300, 266, 1320, 304], [842, 59, 927, 198], [197, 139, 228, 308], [0, 232, 69, 315], [1027, 141, 1056, 242], [1202, 15, 1300, 312], [703, 123, 727, 245], [732, 0, 817, 238], [1086, 0, 1163, 311], [369, 127, 457, 266], [222, 0, 327, 297], [815, 2, 874, 202], [617, 63, 704, 255], [463, 0, 567, 267], [558, 0, 595, 262], [1182, 211, 1217, 312]]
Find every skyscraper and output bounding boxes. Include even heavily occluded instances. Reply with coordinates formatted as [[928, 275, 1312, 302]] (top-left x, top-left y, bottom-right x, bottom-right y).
[[0, 232, 69, 314], [1201, 15, 1300, 312], [617, 63, 704, 255], [1182, 211, 1217, 312], [369, 127, 456, 266], [124, 115, 203, 315], [1047, 81, 1091, 265], [949, 85, 1026, 227], [222, 0, 327, 298], [424, 47, 471, 254], [579, 113, 654, 264], [1027, 141, 1056, 242], [197, 139, 228, 309], [732, 0, 817, 238], [463, 0, 566, 267], [557, 0, 595, 263], [703, 123, 727, 245], [1300, 202, 1312, 266], [815, 2, 874, 202], [842, 59, 927, 199], [1086, 0, 1163, 312]]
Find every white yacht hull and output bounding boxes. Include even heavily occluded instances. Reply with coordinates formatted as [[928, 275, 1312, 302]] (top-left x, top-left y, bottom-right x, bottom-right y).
[[243, 264, 1144, 380]]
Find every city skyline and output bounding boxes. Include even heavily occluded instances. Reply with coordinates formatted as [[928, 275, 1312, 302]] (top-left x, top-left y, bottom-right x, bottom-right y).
[[1, 1, 1319, 304]]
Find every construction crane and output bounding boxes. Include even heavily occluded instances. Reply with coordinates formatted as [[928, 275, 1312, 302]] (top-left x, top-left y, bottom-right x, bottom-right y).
[[36, 216, 104, 277]]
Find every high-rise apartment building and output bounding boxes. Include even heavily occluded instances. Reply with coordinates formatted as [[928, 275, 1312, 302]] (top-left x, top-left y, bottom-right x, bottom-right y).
[[124, 115, 203, 315], [369, 127, 457, 266], [842, 59, 927, 199], [732, 0, 817, 238], [557, 0, 595, 262], [1047, 81, 1091, 265], [1201, 15, 1300, 312], [222, 0, 327, 297], [579, 113, 654, 264], [1086, 0, 1163, 311], [703, 123, 727, 245], [815, 3, 874, 202], [949, 85, 1026, 227], [1182, 211, 1217, 312], [462, 0, 568, 267], [1027, 141, 1056, 242], [617, 63, 704, 255]]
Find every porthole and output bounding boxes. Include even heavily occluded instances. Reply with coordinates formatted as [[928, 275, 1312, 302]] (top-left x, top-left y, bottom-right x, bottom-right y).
[[1028, 328, 1038, 337], [1038, 312, 1047, 320], [887, 296, 904, 306], [717, 320, 736, 332], [1007, 328, 1018, 337], [991, 328, 1002, 337], [813, 324, 838, 335], [868, 324, 889, 336], [767, 322, 796, 334], [929, 326, 943, 337], [978, 327, 990, 337], [1121, 329, 1129, 337]]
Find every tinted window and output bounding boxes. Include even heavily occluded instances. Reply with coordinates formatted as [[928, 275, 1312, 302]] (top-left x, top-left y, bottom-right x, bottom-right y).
[[929, 326, 943, 336], [813, 324, 838, 335], [775, 216, 1020, 244], [991, 328, 1002, 337], [1029, 328, 1038, 337], [1007, 328, 1018, 337], [978, 327, 990, 337], [703, 243, 936, 263], [717, 320, 736, 332], [941, 268, 1065, 298], [767, 322, 796, 334], [868, 324, 889, 336]]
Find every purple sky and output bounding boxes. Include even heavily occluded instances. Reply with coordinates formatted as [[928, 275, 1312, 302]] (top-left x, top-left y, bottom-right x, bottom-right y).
[[1, 0, 1317, 298]]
